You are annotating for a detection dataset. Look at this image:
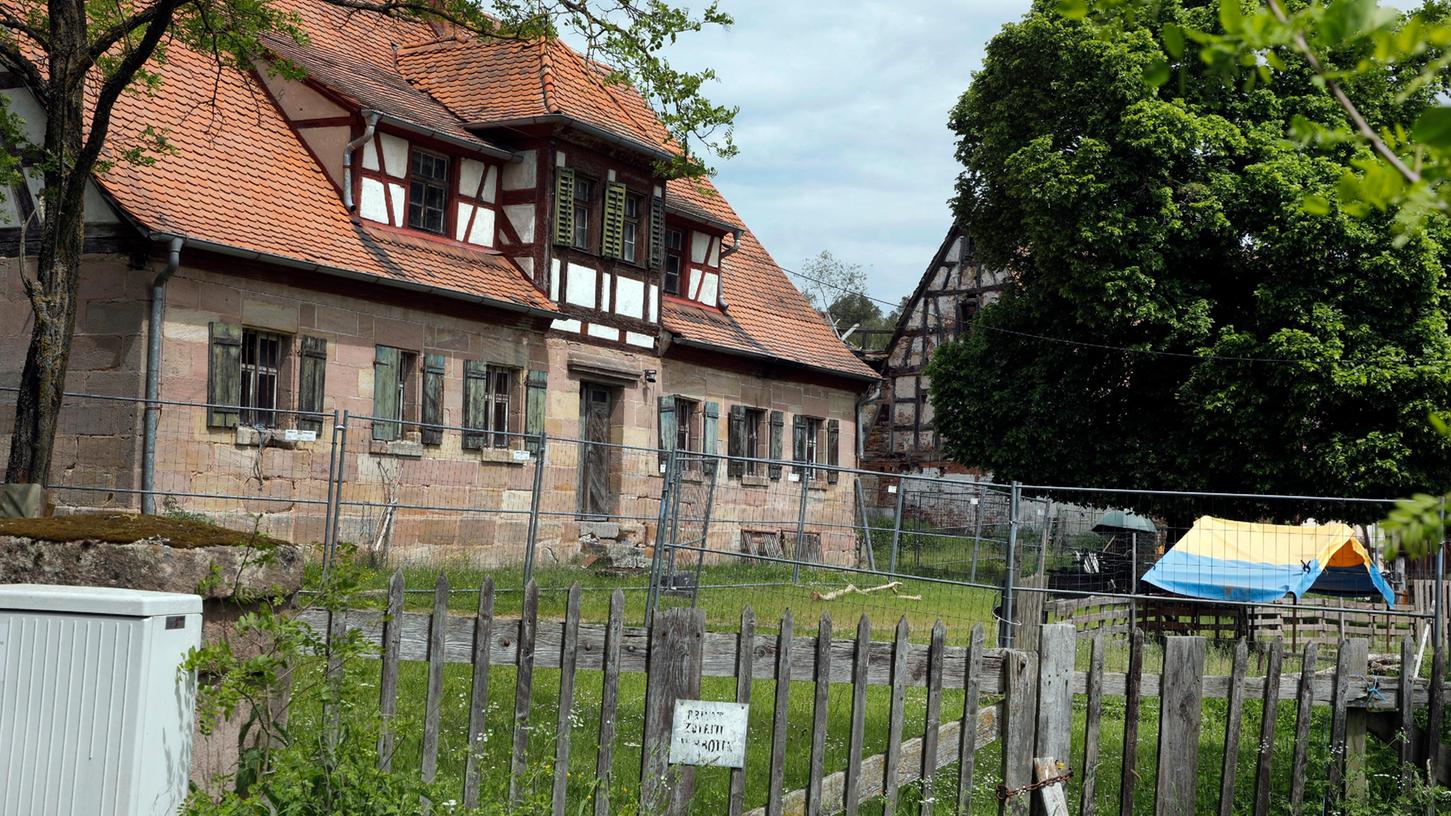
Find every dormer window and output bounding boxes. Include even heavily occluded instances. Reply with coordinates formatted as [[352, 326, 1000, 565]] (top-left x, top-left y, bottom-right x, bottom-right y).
[[663, 228, 683, 295], [573, 176, 596, 249], [408, 150, 449, 234]]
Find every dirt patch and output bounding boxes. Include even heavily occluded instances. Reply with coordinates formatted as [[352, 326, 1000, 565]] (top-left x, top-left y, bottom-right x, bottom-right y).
[[0, 513, 284, 549]]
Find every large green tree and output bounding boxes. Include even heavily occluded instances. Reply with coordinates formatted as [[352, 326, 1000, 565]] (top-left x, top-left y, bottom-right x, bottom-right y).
[[928, 0, 1451, 522]]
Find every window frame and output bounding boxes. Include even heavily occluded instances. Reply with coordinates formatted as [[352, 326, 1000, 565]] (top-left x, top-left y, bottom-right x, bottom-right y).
[[663, 227, 684, 295], [742, 407, 764, 476], [622, 192, 643, 264], [573, 174, 597, 250], [240, 328, 286, 428], [799, 415, 824, 481], [406, 148, 451, 235], [487, 366, 514, 449]]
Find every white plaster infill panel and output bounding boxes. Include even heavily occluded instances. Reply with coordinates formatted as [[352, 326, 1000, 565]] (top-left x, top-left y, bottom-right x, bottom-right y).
[[586, 323, 619, 341], [691, 230, 710, 264], [504, 204, 536, 243], [455, 203, 475, 242], [503, 149, 537, 190], [615, 276, 645, 319], [687, 267, 703, 300], [698, 271, 719, 307], [647, 284, 659, 322], [387, 183, 405, 227], [379, 133, 409, 178], [600, 273, 612, 312], [550, 258, 561, 301], [708, 236, 720, 268], [361, 136, 380, 171], [359, 177, 389, 223], [565, 263, 597, 308], [625, 331, 654, 349], [459, 159, 485, 198], [482, 166, 498, 203], [467, 208, 495, 247], [552, 318, 582, 333]]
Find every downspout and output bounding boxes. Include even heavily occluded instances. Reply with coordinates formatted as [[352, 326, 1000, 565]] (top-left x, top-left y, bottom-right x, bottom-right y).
[[342, 110, 381, 211], [141, 236, 184, 515], [716, 227, 744, 311]]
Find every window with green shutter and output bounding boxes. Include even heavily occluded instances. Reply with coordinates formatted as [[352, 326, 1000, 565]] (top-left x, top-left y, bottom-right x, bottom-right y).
[[826, 419, 840, 484], [601, 181, 627, 259], [553, 167, 575, 246], [727, 404, 746, 478], [525, 369, 547, 454], [207, 322, 242, 428], [702, 401, 719, 476], [297, 336, 327, 433], [421, 353, 445, 445], [648, 192, 665, 270], [768, 410, 784, 480], [372, 345, 402, 441], [657, 394, 676, 469]]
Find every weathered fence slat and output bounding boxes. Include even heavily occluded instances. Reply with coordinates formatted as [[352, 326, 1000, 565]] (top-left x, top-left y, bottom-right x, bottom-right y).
[[806, 614, 832, 816], [594, 589, 625, 816], [844, 615, 870, 816], [958, 623, 986, 816], [1117, 629, 1144, 816], [884, 617, 910, 816], [508, 581, 539, 808], [767, 610, 793, 816], [462, 576, 494, 808], [1327, 638, 1353, 806], [920, 619, 946, 816], [421, 573, 448, 787], [729, 607, 755, 816], [1399, 635, 1416, 789], [1036, 624, 1074, 772], [551, 584, 582, 816], [1155, 636, 1206, 816], [1000, 649, 1037, 816], [1428, 634, 1445, 783], [377, 569, 403, 771], [1251, 640, 1284, 816], [1287, 642, 1319, 816], [1079, 634, 1104, 816], [1342, 638, 1369, 802], [641, 607, 705, 816], [1216, 640, 1248, 816], [1034, 757, 1071, 816]]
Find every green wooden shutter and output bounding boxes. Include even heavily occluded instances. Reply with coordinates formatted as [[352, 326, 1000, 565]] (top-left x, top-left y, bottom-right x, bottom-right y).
[[525, 369, 547, 454], [297, 336, 327, 433], [649, 192, 665, 270], [207, 322, 242, 428], [421, 353, 445, 446], [657, 394, 677, 469], [553, 167, 575, 246], [462, 360, 488, 450], [792, 416, 807, 469], [826, 418, 840, 484], [768, 410, 784, 480], [601, 181, 626, 258], [702, 401, 720, 476], [372, 345, 400, 441], [727, 405, 746, 478]]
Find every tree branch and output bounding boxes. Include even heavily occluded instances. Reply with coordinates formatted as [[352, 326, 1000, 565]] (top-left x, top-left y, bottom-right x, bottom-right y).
[[0, 37, 48, 105], [89, 1, 181, 62], [0, 8, 48, 51]]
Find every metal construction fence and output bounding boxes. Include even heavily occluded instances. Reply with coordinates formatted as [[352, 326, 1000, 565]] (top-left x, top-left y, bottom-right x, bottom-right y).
[[1, 386, 1445, 660]]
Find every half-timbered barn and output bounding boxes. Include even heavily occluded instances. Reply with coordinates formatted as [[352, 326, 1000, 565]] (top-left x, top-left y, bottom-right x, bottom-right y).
[[0, 0, 876, 563]]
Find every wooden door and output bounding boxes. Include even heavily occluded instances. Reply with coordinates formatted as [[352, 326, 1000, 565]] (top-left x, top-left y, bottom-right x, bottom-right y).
[[580, 384, 614, 517]]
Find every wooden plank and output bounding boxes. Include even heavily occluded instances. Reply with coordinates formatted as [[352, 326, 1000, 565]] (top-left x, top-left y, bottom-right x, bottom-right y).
[[1251, 640, 1283, 816], [462, 576, 494, 809], [641, 607, 706, 816], [508, 581, 539, 808], [1079, 635, 1104, 816], [1154, 636, 1206, 816], [551, 584, 582, 816], [920, 619, 946, 816], [807, 614, 832, 816], [1216, 640, 1248, 816], [421, 573, 448, 787], [594, 589, 625, 816], [324, 606, 346, 748], [958, 624, 986, 816], [728, 607, 755, 816], [377, 569, 403, 772], [1034, 758, 1071, 816], [1428, 633, 1445, 784], [1287, 642, 1319, 816], [884, 617, 910, 816], [1035, 625, 1075, 771], [1399, 635, 1416, 789], [844, 615, 871, 816], [767, 610, 793, 816], [1000, 650, 1037, 816], [1327, 638, 1357, 805], [1118, 630, 1144, 816]]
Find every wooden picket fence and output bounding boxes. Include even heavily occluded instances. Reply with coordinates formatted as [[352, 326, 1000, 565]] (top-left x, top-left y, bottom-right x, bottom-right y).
[[303, 573, 1449, 816]]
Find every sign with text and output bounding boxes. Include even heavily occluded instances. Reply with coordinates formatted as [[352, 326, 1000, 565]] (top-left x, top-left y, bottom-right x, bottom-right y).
[[668, 700, 749, 768]]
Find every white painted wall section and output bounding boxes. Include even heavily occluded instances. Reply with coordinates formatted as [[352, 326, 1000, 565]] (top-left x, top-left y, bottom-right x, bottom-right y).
[[387, 183, 405, 227], [600, 273, 612, 312], [687, 268, 702, 300], [459, 159, 485, 198], [625, 331, 654, 349], [691, 231, 710, 264], [467, 208, 495, 247], [615, 277, 645, 319], [552, 318, 581, 332], [550, 259, 561, 301], [379, 133, 409, 178], [503, 150, 537, 190], [504, 204, 535, 243], [455, 203, 475, 242], [648, 284, 659, 322], [359, 177, 389, 223], [361, 136, 380, 171], [587, 323, 619, 341], [707, 237, 720, 267], [699, 271, 719, 306], [565, 262, 597, 308], [481, 166, 498, 203]]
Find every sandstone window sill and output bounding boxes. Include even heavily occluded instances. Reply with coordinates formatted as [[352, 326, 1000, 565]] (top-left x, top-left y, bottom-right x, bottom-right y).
[[480, 447, 532, 466], [368, 439, 424, 458], [233, 426, 311, 450], [737, 474, 769, 488]]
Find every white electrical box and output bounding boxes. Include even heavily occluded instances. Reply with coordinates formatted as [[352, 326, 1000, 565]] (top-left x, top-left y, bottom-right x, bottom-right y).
[[0, 584, 202, 816]]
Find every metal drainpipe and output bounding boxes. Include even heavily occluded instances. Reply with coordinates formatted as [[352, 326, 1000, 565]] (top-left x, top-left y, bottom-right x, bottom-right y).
[[342, 111, 381, 212], [141, 236, 184, 515]]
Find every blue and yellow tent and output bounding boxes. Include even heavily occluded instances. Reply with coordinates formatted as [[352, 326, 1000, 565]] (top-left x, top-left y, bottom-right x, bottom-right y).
[[1141, 516, 1395, 606]]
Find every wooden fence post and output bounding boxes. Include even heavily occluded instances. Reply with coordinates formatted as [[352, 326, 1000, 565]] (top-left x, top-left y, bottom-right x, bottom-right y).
[[1117, 629, 1144, 816], [1154, 636, 1206, 816], [920, 619, 947, 816], [767, 610, 794, 816], [1287, 642, 1319, 816], [807, 614, 832, 816], [729, 607, 756, 816], [958, 623, 987, 816], [462, 576, 494, 809], [377, 569, 403, 771], [1216, 640, 1248, 816], [508, 581, 539, 808], [1251, 640, 1284, 816], [1079, 634, 1105, 816], [640, 606, 705, 816], [1328, 638, 1369, 809], [1000, 649, 1037, 816], [421, 573, 448, 790], [844, 615, 871, 816], [1398, 635, 1416, 790], [1035, 625, 1075, 767], [594, 589, 626, 816], [551, 584, 583, 816]]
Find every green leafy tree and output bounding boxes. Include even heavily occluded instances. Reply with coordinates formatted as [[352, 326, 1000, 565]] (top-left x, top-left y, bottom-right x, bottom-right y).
[[928, 0, 1451, 529], [2, 0, 735, 486], [826, 291, 883, 332]]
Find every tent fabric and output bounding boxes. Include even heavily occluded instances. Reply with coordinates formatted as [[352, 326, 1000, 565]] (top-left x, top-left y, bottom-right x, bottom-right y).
[[1141, 516, 1395, 606]]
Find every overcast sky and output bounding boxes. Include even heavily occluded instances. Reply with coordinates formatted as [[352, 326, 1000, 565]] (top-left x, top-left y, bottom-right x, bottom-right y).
[[660, 1, 1031, 307]]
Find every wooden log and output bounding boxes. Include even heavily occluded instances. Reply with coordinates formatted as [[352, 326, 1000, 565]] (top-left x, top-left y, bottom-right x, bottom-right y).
[[1079, 634, 1104, 816], [884, 617, 910, 816], [729, 607, 756, 816], [1154, 636, 1206, 816], [377, 569, 403, 772], [551, 584, 582, 816], [767, 610, 794, 816], [508, 581, 539, 808], [1287, 642, 1319, 816], [1000, 650, 1037, 816], [959, 624, 986, 816], [462, 576, 494, 809], [421, 573, 448, 787], [641, 607, 705, 816], [807, 614, 832, 816], [1118, 630, 1144, 816], [921, 619, 946, 816], [1035, 625, 1075, 773], [1399, 635, 1415, 789], [844, 615, 870, 816], [1251, 640, 1283, 816], [1216, 640, 1248, 816], [594, 589, 625, 816], [1033, 758, 1071, 816]]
